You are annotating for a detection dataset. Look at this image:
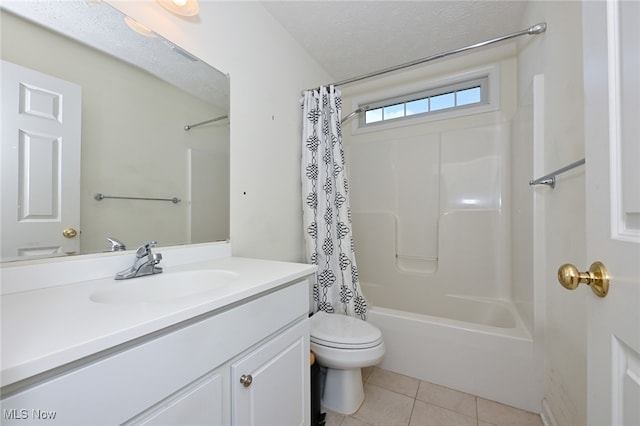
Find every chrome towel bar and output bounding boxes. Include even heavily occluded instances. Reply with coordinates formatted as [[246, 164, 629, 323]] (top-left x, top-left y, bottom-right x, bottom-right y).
[[94, 193, 181, 204], [529, 158, 585, 188], [184, 114, 228, 131]]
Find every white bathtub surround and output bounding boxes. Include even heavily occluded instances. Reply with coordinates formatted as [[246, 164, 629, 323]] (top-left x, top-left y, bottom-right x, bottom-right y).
[[334, 47, 547, 413], [347, 123, 512, 301], [346, 125, 540, 410], [301, 86, 367, 319]]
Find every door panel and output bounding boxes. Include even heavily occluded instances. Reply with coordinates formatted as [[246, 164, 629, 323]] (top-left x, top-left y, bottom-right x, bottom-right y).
[[583, 1, 640, 425], [1, 60, 81, 259]]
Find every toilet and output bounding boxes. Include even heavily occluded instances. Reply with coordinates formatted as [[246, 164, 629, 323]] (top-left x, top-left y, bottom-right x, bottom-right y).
[[309, 310, 385, 414]]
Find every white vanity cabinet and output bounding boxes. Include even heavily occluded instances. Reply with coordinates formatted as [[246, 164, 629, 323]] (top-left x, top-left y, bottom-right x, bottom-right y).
[[133, 370, 225, 425], [1, 278, 311, 426], [231, 320, 308, 426]]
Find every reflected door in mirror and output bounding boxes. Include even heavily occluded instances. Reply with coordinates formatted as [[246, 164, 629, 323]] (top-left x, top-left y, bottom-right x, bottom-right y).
[[1, 60, 81, 259]]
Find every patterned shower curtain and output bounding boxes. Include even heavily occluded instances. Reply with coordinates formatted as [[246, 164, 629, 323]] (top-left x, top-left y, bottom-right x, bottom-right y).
[[301, 85, 368, 319]]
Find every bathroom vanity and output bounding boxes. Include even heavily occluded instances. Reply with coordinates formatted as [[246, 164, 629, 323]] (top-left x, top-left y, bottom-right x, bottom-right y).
[[0, 243, 315, 425]]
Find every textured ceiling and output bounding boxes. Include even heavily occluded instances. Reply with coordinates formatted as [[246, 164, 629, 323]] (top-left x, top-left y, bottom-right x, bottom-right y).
[[4, 1, 530, 104], [261, 0, 531, 84], [2, 0, 229, 111]]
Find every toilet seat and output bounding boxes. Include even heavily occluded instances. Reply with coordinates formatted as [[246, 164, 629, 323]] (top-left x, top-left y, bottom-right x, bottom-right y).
[[308, 311, 385, 414], [310, 311, 383, 349]]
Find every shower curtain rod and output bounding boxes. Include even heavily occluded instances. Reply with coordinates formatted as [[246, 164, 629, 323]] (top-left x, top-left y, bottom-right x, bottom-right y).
[[184, 114, 228, 131], [311, 22, 547, 92]]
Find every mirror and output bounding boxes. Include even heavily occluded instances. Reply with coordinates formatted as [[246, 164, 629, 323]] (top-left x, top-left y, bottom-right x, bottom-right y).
[[0, 1, 230, 262]]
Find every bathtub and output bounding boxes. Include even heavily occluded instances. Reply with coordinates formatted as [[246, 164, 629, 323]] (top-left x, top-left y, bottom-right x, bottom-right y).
[[345, 126, 541, 411], [366, 295, 540, 413]]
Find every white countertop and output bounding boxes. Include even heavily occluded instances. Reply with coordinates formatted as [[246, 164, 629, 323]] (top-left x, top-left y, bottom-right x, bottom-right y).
[[0, 257, 315, 387]]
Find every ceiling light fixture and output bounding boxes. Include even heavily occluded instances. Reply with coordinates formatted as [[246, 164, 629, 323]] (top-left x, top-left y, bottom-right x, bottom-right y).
[[156, 0, 200, 17], [124, 16, 157, 38]]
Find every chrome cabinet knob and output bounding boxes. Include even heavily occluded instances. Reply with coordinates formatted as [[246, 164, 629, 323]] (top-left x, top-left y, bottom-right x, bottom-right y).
[[240, 374, 253, 388]]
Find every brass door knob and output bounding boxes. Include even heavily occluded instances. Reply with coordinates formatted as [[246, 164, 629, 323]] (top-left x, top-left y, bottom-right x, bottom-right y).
[[62, 228, 78, 238], [557, 261, 610, 297]]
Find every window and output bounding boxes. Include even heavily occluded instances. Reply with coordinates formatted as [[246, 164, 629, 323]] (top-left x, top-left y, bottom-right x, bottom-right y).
[[360, 76, 488, 126]]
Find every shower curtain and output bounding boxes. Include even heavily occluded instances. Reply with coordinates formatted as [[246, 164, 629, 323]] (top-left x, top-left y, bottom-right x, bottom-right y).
[[301, 85, 367, 319]]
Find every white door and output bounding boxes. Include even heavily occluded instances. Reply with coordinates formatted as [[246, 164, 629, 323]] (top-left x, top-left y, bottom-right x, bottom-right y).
[[582, 1, 640, 425], [1, 60, 81, 259]]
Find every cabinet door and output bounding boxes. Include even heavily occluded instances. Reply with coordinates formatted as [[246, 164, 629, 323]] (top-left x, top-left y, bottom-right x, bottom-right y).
[[126, 370, 223, 426], [231, 319, 309, 426]]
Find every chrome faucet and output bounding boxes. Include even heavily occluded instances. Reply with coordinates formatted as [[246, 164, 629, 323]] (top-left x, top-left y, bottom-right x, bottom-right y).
[[107, 237, 126, 252], [115, 241, 163, 280]]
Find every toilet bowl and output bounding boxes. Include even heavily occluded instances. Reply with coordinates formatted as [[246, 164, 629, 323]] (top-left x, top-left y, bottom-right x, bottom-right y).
[[310, 311, 385, 415]]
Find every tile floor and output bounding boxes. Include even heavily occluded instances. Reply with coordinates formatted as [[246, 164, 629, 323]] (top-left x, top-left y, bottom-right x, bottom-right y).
[[322, 367, 543, 426]]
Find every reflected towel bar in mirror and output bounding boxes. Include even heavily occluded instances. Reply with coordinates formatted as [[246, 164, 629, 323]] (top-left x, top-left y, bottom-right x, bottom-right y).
[[94, 193, 181, 204], [184, 114, 228, 131]]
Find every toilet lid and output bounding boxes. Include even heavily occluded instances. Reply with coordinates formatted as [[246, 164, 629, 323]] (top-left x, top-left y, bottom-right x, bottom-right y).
[[310, 311, 383, 349]]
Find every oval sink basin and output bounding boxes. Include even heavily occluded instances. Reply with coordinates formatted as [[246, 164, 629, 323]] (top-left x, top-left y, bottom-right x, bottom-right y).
[[90, 269, 239, 304]]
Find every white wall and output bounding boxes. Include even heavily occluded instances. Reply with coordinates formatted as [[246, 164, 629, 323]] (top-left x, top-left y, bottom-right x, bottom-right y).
[[108, 0, 332, 263], [517, 2, 587, 425]]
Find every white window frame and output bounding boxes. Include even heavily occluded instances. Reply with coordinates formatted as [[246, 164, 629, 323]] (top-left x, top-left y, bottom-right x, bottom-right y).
[[348, 65, 500, 134]]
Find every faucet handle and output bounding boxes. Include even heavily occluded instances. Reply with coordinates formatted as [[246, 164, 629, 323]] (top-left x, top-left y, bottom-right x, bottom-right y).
[[136, 241, 158, 257]]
